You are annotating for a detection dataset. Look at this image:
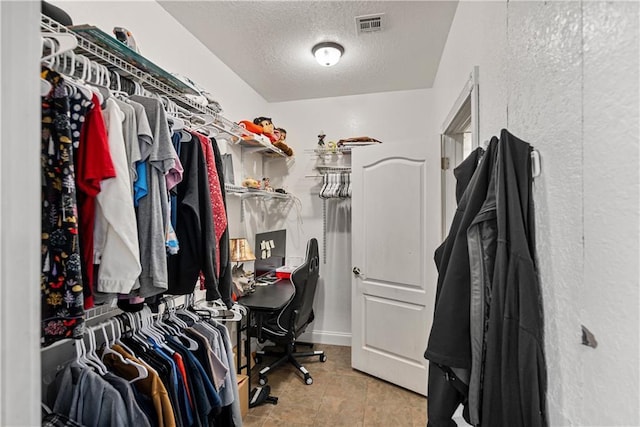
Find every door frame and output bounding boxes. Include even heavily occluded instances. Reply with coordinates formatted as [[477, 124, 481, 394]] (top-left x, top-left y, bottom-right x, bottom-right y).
[[440, 66, 480, 239]]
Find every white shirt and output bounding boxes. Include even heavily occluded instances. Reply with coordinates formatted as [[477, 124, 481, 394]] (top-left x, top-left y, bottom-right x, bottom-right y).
[[94, 97, 142, 293]]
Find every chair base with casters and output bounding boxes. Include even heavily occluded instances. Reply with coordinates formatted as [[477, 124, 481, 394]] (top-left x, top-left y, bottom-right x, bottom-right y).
[[255, 341, 327, 385]]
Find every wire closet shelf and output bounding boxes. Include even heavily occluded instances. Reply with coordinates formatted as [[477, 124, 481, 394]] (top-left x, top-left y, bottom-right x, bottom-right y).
[[40, 14, 273, 147]]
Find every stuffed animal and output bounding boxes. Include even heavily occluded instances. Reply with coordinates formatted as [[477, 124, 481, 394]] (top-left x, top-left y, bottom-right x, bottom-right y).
[[242, 177, 261, 189], [262, 177, 274, 192], [231, 263, 255, 297], [252, 117, 278, 142], [274, 127, 294, 156], [238, 118, 293, 156]]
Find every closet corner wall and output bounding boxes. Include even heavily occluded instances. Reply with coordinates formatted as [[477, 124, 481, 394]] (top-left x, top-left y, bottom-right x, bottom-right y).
[[0, 2, 42, 426]]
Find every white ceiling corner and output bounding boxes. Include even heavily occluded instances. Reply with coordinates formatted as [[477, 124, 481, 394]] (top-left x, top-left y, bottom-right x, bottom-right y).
[[159, 1, 458, 103]]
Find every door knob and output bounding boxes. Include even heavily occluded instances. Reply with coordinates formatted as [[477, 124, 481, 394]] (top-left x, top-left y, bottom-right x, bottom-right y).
[[353, 267, 361, 276]]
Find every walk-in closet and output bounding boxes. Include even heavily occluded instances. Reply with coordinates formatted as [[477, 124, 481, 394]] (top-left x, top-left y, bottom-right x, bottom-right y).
[[0, 1, 638, 426]]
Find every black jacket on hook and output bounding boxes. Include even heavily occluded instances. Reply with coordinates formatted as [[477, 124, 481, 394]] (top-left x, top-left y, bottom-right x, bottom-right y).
[[425, 129, 547, 427]]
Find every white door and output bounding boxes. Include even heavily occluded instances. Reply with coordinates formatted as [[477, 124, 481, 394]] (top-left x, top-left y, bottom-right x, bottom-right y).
[[351, 142, 432, 396]]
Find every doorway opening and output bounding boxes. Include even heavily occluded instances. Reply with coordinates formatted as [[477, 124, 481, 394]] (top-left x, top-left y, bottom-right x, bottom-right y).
[[440, 66, 480, 240]]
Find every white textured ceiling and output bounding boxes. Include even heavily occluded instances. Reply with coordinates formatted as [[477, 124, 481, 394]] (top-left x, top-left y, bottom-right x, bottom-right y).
[[159, 1, 458, 102]]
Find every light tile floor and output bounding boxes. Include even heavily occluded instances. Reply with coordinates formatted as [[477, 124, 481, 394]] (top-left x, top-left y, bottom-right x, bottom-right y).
[[243, 344, 427, 427]]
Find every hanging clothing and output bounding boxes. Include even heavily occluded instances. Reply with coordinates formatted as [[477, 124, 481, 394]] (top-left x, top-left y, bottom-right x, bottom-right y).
[[94, 98, 142, 294], [46, 363, 129, 427], [477, 130, 546, 427], [167, 131, 219, 299], [129, 99, 153, 207], [176, 313, 241, 426], [102, 372, 152, 427], [40, 68, 86, 345], [185, 327, 229, 391], [194, 133, 227, 276], [103, 343, 176, 427], [425, 130, 547, 427], [113, 98, 142, 196], [42, 412, 85, 427], [130, 95, 176, 298], [68, 89, 115, 309], [210, 137, 233, 309]]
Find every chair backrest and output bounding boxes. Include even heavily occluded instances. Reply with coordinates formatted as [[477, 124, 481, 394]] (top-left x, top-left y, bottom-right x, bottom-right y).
[[279, 238, 320, 336]]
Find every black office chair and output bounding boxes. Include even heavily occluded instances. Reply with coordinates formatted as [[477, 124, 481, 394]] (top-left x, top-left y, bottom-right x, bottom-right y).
[[254, 238, 327, 385]]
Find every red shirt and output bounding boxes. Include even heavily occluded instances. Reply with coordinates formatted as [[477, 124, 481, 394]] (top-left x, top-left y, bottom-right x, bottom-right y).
[[195, 132, 227, 277]]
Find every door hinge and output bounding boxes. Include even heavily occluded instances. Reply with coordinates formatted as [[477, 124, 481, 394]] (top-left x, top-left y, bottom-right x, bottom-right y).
[[441, 157, 450, 170]]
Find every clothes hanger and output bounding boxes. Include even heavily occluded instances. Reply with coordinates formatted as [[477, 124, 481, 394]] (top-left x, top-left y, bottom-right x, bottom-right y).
[[77, 56, 103, 104], [101, 322, 149, 383], [40, 79, 52, 97], [158, 299, 200, 350], [41, 32, 78, 62], [74, 337, 89, 369], [162, 96, 186, 131], [88, 62, 112, 102], [193, 298, 242, 322], [86, 327, 109, 375], [154, 301, 181, 336], [40, 38, 54, 96], [139, 307, 175, 355], [176, 297, 204, 324], [78, 335, 106, 374], [62, 51, 94, 100], [166, 297, 190, 329], [188, 113, 215, 132], [124, 311, 151, 350], [110, 72, 131, 100], [112, 316, 138, 357]]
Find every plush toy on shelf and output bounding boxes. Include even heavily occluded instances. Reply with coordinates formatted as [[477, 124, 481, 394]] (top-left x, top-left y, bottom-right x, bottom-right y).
[[252, 116, 278, 142], [262, 177, 274, 192], [274, 127, 294, 156], [241, 177, 261, 189], [238, 117, 294, 156]]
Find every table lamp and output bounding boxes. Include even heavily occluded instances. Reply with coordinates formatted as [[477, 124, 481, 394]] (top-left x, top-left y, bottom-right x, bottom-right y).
[[230, 238, 256, 266]]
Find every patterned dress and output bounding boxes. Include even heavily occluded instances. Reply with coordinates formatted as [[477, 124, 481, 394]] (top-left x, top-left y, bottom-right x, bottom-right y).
[[41, 68, 85, 346]]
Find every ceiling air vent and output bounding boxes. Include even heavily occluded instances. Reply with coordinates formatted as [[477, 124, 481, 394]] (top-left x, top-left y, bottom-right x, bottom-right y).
[[355, 14, 384, 34]]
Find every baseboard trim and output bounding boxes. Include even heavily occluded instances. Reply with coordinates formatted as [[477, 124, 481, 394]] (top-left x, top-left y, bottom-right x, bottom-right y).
[[299, 330, 352, 346]]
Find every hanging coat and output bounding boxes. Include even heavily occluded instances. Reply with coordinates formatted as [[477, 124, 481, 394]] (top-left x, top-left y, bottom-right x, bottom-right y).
[[478, 129, 547, 427], [425, 129, 547, 427]]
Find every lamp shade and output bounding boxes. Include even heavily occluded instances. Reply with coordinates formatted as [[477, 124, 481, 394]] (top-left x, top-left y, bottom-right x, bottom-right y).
[[230, 238, 256, 263], [312, 42, 344, 67]]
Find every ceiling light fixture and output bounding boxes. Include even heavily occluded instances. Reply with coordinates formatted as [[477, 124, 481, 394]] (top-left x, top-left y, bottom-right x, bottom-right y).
[[312, 42, 344, 67]]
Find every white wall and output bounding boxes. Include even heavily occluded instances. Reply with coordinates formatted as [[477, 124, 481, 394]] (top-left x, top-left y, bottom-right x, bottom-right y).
[[0, 3, 42, 425], [268, 89, 434, 345], [432, 1, 639, 426]]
